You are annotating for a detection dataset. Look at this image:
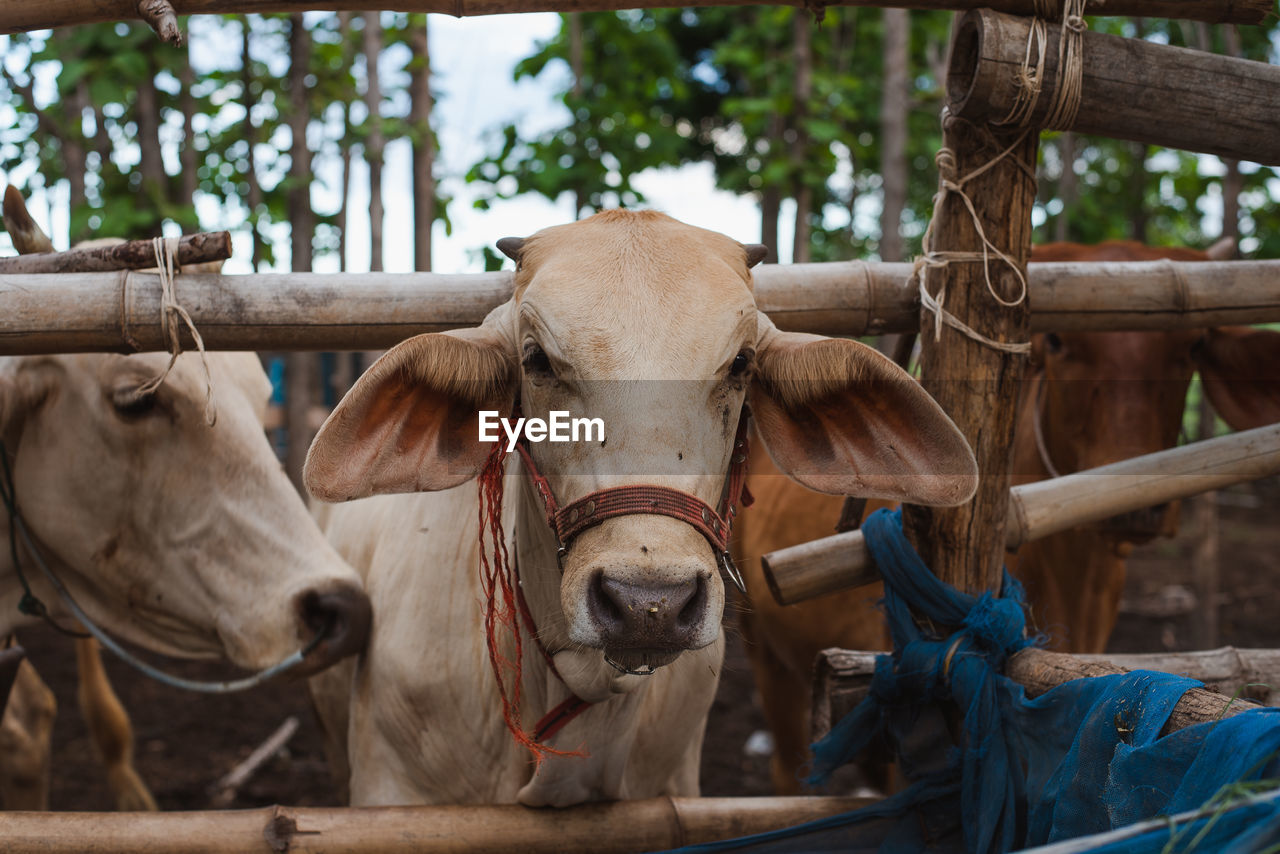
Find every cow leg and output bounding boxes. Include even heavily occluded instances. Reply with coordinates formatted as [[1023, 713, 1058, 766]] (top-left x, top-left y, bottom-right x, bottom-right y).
[[0, 660, 56, 810], [75, 638, 157, 811], [740, 621, 812, 795]]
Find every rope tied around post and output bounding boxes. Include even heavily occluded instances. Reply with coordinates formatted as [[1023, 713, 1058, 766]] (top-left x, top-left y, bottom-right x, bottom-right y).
[[911, 127, 1033, 355], [1001, 0, 1089, 131], [133, 236, 217, 426]]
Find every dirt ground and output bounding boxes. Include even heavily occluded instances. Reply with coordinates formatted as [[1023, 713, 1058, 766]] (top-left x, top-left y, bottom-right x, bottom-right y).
[[17, 477, 1280, 811]]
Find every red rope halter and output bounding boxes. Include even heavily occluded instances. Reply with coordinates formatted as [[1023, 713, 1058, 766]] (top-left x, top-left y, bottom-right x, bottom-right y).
[[477, 406, 754, 762]]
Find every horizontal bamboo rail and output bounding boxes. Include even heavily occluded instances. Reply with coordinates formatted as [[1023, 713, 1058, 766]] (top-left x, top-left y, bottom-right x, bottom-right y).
[[1, 0, 1268, 43], [0, 796, 871, 853], [948, 9, 1280, 165], [0, 231, 231, 274], [2, 259, 1278, 355], [812, 647, 1266, 745], [764, 423, 1280, 606]]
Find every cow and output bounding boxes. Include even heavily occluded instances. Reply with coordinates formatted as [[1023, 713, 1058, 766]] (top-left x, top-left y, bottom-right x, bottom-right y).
[[302, 209, 979, 806], [0, 186, 373, 809], [734, 239, 1280, 795]]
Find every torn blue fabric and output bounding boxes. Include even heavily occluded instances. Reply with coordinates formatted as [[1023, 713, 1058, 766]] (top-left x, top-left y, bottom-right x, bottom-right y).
[[659, 509, 1280, 854]]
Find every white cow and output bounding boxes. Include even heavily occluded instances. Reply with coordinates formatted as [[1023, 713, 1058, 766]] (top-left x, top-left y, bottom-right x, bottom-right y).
[[306, 210, 977, 807], [0, 186, 372, 809]]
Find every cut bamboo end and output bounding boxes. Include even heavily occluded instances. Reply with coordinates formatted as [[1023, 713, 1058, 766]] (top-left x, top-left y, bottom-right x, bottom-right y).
[[948, 8, 1280, 165]]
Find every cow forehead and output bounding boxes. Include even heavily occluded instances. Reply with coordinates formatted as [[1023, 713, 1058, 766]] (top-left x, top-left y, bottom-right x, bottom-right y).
[[513, 212, 757, 372]]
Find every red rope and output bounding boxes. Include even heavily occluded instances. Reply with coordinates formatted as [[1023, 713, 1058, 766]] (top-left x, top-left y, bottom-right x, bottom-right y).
[[477, 443, 583, 766]]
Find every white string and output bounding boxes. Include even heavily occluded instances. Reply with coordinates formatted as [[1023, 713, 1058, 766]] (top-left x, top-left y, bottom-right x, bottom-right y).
[[911, 129, 1033, 356], [1000, 0, 1088, 131], [134, 237, 217, 426]]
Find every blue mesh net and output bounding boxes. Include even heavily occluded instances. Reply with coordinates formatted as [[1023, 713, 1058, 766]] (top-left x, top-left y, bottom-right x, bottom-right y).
[[661, 509, 1280, 854]]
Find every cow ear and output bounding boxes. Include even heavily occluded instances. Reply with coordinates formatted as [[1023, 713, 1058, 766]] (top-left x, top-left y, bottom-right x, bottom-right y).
[[0, 361, 55, 434], [1193, 327, 1280, 431], [304, 316, 518, 502], [743, 244, 769, 267], [749, 317, 977, 505]]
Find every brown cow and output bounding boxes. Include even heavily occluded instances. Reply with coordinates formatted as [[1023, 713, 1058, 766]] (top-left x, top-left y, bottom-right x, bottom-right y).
[[735, 240, 1280, 794]]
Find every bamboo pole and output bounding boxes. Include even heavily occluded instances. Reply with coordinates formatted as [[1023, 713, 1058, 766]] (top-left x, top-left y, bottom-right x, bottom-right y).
[[948, 9, 1280, 165], [0, 796, 871, 854], [2, 0, 1269, 39], [0, 231, 232, 274], [812, 647, 1268, 744], [764, 423, 1280, 605], [3, 259, 1276, 355]]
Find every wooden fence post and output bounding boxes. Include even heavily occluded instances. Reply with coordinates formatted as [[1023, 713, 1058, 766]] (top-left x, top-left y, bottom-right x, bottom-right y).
[[901, 110, 1037, 594]]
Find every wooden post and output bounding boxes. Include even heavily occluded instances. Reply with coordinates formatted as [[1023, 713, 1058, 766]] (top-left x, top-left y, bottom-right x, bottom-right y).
[[2, 0, 1271, 38], [900, 115, 1037, 595], [948, 9, 1280, 165]]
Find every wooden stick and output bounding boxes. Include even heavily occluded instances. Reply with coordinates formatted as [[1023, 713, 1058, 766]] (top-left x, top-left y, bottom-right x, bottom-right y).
[[948, 9, 1280, 165], [208, 716, 299, 809], [813, 647, 1268, 744], [3, 259, 1276, 355], [0, 796, 873, 853], [2, 0, 1268, 36], [0, 231, 231, 274], [765, 423, 1280, 605]]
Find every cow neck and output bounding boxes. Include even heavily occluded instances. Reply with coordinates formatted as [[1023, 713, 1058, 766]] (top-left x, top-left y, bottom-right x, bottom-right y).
[[510, 404, 754, 593]]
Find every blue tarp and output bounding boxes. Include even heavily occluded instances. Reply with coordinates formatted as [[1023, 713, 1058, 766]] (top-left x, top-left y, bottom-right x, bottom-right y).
[[663, 509, 1280, 854]]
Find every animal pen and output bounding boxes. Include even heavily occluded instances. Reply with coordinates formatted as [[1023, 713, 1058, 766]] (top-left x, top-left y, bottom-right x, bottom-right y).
[[1, 0, 1280, 850]]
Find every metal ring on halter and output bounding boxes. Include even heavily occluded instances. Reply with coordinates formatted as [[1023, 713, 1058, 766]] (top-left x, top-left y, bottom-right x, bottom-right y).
[[604, 656, 659, 677], [11, 514, 330, 694], [718, 550, 747, 594]]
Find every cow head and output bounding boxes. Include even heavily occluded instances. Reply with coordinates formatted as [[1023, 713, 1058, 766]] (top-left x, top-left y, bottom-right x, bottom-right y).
[[0, 186, 370, 678], [1026, 241, 1280, 545], [306, 211, 976, 676]]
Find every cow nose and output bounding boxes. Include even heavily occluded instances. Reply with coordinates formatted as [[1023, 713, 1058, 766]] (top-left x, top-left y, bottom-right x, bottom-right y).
[[587, 573, 708, 650], [296, 586, 372, 670]]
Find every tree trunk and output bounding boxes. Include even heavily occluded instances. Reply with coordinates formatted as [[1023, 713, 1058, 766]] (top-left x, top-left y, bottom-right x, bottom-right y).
[[568, 11, 585, 218], [242, 16, 263, 272], [409, 14, 435, 272], [760, 188, 781, 264], [134, 54, 167, 225], [1220, 24, 1242, 245], [363, 12, 384, 272], [179, 39, 198, 231], [1128, 141, 1148, 243], [336, 12, 353, 272], [62, 78, 89, 243], [879, 9, 909, 262], [286, 13, 315, 492], [790, 10, 812, 263], [1054, 132, 1076, 243]]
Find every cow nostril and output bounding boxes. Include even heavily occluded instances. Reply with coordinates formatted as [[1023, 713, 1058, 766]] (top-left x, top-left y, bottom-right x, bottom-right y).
[[296, 587, 372, 662], [676, 574, 708, 632], [589, 572, 626, 631]]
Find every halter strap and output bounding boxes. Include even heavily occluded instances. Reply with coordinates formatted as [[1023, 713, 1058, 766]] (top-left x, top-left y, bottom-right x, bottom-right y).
[[511, 406, 754, 592]]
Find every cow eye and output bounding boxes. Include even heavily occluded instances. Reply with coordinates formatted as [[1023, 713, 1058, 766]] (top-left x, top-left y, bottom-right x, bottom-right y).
[[730, 350, 753, 377], [111, 387, 159, 418], [1044, 333, 1064, 355], [522, 345, 553, 376]]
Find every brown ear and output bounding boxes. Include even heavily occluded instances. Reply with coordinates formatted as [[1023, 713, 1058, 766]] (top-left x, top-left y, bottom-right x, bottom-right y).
[[750, 322, 977, 505], [743, 244, 769, 267], [1195, 326, 1280, 431], [304, 327, 517, 501], [0, 361, 55, 434]]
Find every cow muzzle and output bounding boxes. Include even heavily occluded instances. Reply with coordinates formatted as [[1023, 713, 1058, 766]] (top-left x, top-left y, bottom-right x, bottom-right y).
[[585, 571, 712, 673]]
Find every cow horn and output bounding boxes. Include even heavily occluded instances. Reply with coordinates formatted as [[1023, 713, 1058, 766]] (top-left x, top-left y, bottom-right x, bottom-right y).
[[1205, 236, 1236, 260], [2, 186, 55, 255], [743, 244, 769, 268], [496, 237, 525, 262]]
